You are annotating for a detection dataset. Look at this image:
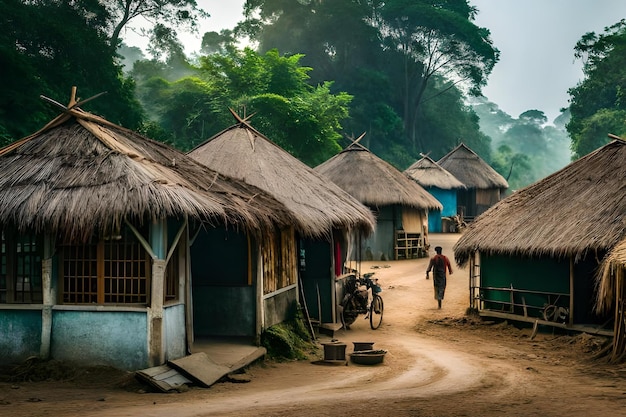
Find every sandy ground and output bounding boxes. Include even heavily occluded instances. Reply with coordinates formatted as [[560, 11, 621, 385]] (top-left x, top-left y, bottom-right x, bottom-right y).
[[2, 233, 626, 417]]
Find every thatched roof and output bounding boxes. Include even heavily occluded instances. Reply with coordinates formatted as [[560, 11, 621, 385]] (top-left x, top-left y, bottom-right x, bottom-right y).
[[454, 138, 626, 267], [0, 94, 293, 241], [187, 112, 375, 238], [438, 143, 508, 190], [596, 237, 626, 314], [404, 154, 466, 190], [314, 138, 442, 211]]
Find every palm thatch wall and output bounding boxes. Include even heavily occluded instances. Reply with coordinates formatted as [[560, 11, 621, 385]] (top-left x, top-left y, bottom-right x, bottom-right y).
[[455, 138, 626, 267], [596, 237, 626, 362], [0, 105, 293, 241], [315, 142, 442, 211], [188, 114, 375, 239], [404, 155, 466, 190]]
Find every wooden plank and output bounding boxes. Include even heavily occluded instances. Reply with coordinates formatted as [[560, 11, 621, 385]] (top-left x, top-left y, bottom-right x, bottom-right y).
[[135, 365, 192, 393], [169, 352, 231, 388]]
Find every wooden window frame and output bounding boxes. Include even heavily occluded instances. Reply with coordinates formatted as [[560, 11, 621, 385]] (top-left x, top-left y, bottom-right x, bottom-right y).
[[59, 226, 151, 305], [0, 229, 43, 304]]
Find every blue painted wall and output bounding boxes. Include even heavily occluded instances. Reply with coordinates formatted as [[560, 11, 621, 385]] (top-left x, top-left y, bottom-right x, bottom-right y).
[[164, 303, 186, 361], [0, 309, 42, 364], [51, 310, 148, 370], [428, 188, 456, 233]]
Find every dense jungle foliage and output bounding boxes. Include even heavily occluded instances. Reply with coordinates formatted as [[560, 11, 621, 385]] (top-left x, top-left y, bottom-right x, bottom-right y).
[[1, 1, 625, 190]]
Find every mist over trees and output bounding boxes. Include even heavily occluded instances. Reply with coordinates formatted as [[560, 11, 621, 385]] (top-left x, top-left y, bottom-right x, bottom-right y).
[[1, 1, 622, 192]]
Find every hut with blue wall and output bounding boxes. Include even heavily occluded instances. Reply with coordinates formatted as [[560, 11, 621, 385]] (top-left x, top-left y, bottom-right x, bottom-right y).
[[315, 136, 442, 262], [0, 90, 292, 370], [404, 155, 465, 233], [438, 143, 508, 221], [188, 111, 375, 332], [454, 137, 626, 334]]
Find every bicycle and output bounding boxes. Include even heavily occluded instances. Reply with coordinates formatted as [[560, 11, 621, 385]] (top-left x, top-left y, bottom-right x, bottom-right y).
[[341, 272, 384, 330]]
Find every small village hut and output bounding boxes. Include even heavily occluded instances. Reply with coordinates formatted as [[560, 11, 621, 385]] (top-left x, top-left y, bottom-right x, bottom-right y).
[[404, 154, 466, 233], [315, 136, 442, 261], [188, 111, 376, 329], [437, 143, 508, 220], [0, 89, 293, 370], [454, 137, 626, 333]]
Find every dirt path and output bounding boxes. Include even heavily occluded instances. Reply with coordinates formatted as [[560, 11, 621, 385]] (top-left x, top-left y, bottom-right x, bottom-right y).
[[3, 234, 626, 417]]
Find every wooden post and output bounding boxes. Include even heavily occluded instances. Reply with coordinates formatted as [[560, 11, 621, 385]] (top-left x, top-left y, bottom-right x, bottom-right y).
[[569, 257, 574, 326]]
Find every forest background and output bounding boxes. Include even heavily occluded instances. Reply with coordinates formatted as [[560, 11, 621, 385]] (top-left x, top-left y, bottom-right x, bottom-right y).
[[2, 0, 626, 192]]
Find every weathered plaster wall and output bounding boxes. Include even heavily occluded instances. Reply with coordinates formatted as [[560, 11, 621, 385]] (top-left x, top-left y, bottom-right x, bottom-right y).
[[0, 309, 42, 364], [164, 303, 186, 361], [263, 287, 297, 328], [51, 310, 148, 370]]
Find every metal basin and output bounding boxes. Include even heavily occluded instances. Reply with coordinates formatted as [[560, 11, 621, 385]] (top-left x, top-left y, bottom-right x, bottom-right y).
[[349, 350, 387, 365]]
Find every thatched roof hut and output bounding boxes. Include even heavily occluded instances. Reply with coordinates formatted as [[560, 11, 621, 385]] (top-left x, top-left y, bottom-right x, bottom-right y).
[[454, 138, 626, 267], [404, 154, 466, 190], [404, 155, 465, 233], [438, 143, 508, 190], [315, 138, 441, 261], [187, 112, 375, 238], [454, 138, 625, 335], [315, 142, 442, 211], [438, 143, 508, 219], [0, 98, 292, 241]]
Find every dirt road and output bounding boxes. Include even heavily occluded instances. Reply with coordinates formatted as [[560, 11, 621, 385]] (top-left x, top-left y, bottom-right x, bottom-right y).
[[3, 234, 626, 417]]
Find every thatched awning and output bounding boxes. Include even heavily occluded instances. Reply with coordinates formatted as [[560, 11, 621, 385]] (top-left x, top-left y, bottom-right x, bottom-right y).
[[0, 98, 294, 241], [314, 139, 442, 211], [454, 139, 626, 267], [596, 237, 626, 314], [404, 155, 466, 190], [188, 113, 375, 238], [438, 143, 508, 190]]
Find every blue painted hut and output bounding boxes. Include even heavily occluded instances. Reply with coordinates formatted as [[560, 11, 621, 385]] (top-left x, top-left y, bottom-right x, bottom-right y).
[[188, 112, 375, 332], [454, 138, 626, 334], [404, 155, 466, 233], [0, 90, 293, 370], [438, 143, 508, 221], [315, 137, 442, 261]]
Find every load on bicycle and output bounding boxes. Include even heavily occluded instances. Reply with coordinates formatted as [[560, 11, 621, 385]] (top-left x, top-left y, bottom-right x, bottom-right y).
[[341, 272, 384, 330]]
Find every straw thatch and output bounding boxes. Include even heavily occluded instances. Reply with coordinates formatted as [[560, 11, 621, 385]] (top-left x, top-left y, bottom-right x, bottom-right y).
[[0, 101, 294, 241], [187, 112, 375, 238], [404, 154, 466, 190], [314, 139, 442, 210], [438, 143, 508, 189], [596, 237, 626, 314], [454, 139, 626, 267]]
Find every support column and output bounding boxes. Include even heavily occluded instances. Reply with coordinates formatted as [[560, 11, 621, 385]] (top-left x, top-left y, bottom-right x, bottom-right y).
[[40, 234, 54, 359], [148, 218, 167, 366]]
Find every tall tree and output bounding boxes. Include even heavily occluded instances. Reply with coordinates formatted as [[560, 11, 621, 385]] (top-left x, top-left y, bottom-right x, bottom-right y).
[[133, 47, 352, 164], [376, 0, 499, 151], [106, 0, 209, 49], [567, 19, 626, 158], [0, 0, 143, 143], [241, 0, 497, 167]]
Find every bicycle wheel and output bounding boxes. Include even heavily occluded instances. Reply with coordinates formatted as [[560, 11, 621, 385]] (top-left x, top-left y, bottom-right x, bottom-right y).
[[341, 296, 359, 329], [369, 295, 384, 330]]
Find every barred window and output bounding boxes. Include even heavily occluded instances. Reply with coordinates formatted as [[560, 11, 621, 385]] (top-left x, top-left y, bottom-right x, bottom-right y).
[[60, 226, 150, 305], [0, 230, 43, 304]]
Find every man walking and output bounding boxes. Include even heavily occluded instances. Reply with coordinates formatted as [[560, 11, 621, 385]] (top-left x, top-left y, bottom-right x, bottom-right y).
[[426, 246, 453, 309]]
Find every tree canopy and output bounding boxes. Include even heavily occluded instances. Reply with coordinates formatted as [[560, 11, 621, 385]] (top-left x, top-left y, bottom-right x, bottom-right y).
[[567, 19, 626, 158]]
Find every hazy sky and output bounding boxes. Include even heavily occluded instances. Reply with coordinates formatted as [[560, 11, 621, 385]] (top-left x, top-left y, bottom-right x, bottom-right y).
[[126, 1, 626, 122]]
